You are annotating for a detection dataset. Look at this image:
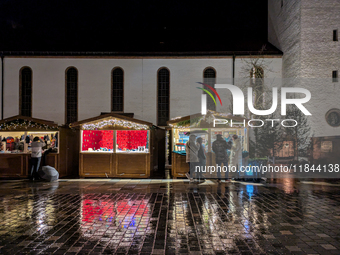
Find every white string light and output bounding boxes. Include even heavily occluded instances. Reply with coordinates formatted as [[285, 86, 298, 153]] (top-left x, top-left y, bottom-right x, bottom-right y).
[[0, 120, 56, 131]]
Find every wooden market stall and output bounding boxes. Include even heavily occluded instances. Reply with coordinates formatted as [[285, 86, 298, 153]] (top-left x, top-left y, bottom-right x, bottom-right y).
[[0, 115, 78, 178], [70, 113, 156, 178], [167, 111, 249, 178]]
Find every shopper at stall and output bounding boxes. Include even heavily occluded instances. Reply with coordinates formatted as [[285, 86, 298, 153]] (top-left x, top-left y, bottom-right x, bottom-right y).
[[212, 134, 232, 182], [229, 134, 242, 174], [30, 137, 46, 181], [185, 134, 199, 181], [196, 137, 206, 180], [1, 138, 6, 152]]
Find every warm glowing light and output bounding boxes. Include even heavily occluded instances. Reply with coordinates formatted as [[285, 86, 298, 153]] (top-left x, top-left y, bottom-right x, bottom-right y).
[[0, 119, 56, 131], [81, 118, 149, 130]]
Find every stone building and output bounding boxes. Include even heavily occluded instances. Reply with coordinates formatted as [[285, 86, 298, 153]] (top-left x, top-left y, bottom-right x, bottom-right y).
[[268, 0, 340, 161]]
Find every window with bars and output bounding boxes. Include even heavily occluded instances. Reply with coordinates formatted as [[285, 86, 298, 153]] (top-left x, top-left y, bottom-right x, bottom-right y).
[[158, 68, 170, 126], [112, 68, 124, 112], [66, 67, 78, 124], [20, 67, 32, 117], [203, 68, 216, 111]]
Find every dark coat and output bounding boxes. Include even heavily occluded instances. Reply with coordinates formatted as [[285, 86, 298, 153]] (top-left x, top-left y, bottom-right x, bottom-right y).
[[212, 138, 231, 161], [197, 144, 206, 160]]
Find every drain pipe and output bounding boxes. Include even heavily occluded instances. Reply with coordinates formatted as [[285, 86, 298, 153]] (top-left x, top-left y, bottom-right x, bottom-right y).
[[1, 53, 3, 120], [232, 53, 235, 84]]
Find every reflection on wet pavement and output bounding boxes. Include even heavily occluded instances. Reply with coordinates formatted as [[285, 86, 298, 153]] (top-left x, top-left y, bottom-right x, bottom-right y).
[[0, 179, 340, 254]]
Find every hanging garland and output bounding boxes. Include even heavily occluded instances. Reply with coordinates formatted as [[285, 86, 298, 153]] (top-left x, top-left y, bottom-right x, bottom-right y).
[[0, 119, 57, 131], [82, 118, 150, 130], [175, 117, 202, 128]]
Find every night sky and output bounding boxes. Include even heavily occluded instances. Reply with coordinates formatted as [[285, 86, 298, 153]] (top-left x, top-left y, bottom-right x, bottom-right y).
[[0, 0, 269, 52]]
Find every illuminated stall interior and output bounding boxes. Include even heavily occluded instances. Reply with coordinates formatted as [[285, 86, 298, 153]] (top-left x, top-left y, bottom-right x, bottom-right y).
[[167, 111, 249, 178], [70, 113, 154, 178], [0, 116, 60, 178]]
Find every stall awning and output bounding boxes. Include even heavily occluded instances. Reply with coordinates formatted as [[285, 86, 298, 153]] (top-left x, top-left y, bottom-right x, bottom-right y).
[[70, 113, 153, 130], [0, 115, 59, 131]]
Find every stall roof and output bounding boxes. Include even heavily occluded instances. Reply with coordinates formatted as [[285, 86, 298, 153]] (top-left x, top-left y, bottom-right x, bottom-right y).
[[0, 115, 59, 131], [167, 111, 248, 126], [70, 113, 153, 129]]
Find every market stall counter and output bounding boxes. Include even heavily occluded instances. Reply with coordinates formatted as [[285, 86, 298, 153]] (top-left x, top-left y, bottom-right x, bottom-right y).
[[0, 115, 79, 178], [0, 115, 60, 178], [70, 113, 155, 178], [167, 111, 249, 178]]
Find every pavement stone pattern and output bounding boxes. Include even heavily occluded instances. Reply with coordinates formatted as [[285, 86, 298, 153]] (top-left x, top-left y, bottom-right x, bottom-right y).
[[0, 179, 340, 254]]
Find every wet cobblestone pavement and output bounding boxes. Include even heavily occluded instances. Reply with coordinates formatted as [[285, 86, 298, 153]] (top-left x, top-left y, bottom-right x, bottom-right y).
[[0, 179, 340, 254]]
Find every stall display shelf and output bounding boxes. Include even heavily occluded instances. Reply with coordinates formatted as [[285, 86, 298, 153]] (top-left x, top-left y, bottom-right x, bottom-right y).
[[70, 113, 155, 178]]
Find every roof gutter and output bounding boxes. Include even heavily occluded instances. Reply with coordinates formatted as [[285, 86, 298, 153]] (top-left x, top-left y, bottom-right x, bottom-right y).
[[0, 50, 283, 57]]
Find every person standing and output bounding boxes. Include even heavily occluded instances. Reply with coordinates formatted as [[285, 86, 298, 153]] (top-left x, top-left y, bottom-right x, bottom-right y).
[[30, 137, 46, 181], [212, 134, 231, 182], [196, 137, 206, 180], [229, 134, 242, 176], [185, 134, 199, 182]]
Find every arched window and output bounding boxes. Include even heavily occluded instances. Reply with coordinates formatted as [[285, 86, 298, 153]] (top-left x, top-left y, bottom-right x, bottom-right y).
[[66, 67, 78, 124], [112, 68, 124, 112], [250, 66, 264, 110], [20, 67, 32, 117], [157, 68, 170, 126], [203, 68, 216, 111]]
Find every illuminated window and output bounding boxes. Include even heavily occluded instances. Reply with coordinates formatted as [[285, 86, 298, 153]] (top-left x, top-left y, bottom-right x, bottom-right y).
[[82, 130, 114, 152], [157, 68, 170, 126], [116, 130, 149, 153], [333, 29, 338, 41], [20, 67, 32, 117], [203, 68, 216, 111], [66, 67, 78, 124], [112, 68, 124, 112]]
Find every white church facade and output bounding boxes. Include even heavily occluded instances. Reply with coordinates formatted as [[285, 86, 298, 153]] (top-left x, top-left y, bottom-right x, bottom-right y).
[[0, 54, 283, 126]]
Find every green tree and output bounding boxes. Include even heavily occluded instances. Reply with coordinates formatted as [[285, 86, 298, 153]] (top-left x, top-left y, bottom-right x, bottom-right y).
[[253, 116, 285, 159]]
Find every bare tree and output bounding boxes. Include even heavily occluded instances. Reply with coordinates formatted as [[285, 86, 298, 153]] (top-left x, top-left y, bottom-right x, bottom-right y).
[[284, 105, 311, 160], [234, 45, 283, 159]]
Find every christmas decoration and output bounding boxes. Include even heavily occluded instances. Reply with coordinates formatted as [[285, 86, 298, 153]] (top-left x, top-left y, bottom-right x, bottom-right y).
[[82, 130, 114, 151], [81, 118, 149, 130], [0, 119, 57, 131], [116, 130, 148, 151]]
